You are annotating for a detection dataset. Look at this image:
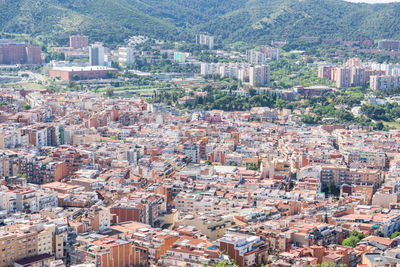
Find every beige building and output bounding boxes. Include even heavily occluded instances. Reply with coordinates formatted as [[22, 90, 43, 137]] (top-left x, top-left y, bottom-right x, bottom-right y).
[[249, 65, 270, 86], [361, 253, 391, 267], [320, 165, 381, 187], [336, 67, 351, 88], [175, 214, 234, 241], [370, 75, 400, 90], [37, 228, 53, 256], [0, 229, 38, 267]]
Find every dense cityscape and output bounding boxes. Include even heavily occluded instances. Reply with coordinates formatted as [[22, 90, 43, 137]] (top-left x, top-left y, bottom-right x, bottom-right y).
[[1, 1, 400, 267]]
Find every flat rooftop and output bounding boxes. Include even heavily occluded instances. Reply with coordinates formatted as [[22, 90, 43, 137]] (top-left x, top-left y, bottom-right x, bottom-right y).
[[51, 66, 116, 72]]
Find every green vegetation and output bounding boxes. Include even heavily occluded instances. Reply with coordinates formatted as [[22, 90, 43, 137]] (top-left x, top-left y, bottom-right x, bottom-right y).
[[270, 56, 330, 89], [1, 0, 400, 46], [342, 230, 365, 247], [305, 263, 347, 267], [328, 180, 339, 196], [391, 232, 400, 239], [212, 260, 238, 267], [132, 59, 200, 73], [361, 103, 400, 122], [296, 86, 394, 129], [247, 164, 259, 171], [150, 85, 291, 111]]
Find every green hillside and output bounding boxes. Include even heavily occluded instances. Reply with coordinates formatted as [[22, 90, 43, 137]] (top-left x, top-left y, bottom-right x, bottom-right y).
[[200, 0, 400, 44], [0, 0, 399, 46]]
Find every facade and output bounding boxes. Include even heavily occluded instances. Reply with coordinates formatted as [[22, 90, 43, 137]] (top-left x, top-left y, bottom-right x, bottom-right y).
[[350, 67, 366, 87], [110, 203, 146, 224], [182, 143, 200, 163], [48, 66, 117, 81], [0, 39, 41, 65], [259, 46, 280, 61], [320, 165, 381, 188], [318, 66, 334, 80], [173, 52, 188, 63], [247, 50, 267, 66], [370, 75, 400, 90], [336, 67, 351, 88], [249, 65, 270, 86], [378, 40, 400, 50], [118, 46, 136, 65], [218, 233, 265, 267], [0, 229, 38, 267], [195, 34, 214, 49], [89, 42, 105, 66], [69, 35, 89, 49]]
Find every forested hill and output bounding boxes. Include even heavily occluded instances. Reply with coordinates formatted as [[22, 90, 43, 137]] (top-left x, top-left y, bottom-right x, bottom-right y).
[[0, 0, 399, 46]]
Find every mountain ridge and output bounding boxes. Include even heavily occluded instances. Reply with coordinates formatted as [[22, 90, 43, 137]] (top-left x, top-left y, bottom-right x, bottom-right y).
[[0, 0, 399, 46]]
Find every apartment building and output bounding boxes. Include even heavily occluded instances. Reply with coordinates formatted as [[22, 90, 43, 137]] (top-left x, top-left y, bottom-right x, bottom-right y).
[[343, 150, 388, 169], [318, 66, 335, 80], [110, 203, 146, 224], [249, 65, 270, 86], [0, 39, 41, 65], [89, 42, 105, 66], [118, 46, 137, 65], [218, 233, 266, 267], [378, 40, 400, 50], [195, 34, 214, 49], [336, 67, 351, 88], [175, 213, 235, 241], [350, 67, 366, 87], [259, 46, 280, 61], [247, 50, 267, 66], [320, 165, 381, 188], [159, 236, 221, 267], [0, 229, 38, 267], [88, 207, 111, 232], [370, 75, 400, 90], [70, 35, 89, 49]]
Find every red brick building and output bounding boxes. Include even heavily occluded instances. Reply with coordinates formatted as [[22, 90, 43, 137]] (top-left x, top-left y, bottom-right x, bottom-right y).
[[110, 203, 146, 224], [70, 35, 89, 49], [0, 40, 42, 65], [48, 66, 117, 81]]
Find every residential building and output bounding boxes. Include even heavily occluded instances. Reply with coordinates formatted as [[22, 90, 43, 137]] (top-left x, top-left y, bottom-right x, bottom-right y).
[[249, 65, 270, 86], [336, 67, 351, 88], [89, 42, 105, 66], [370, 75, 400, 90], [196, 34, 214, 49], [247, 50, 267, 66], [378, 40, 400, 50], [118, 46, 136, 65], [70, 35, 89, 49]]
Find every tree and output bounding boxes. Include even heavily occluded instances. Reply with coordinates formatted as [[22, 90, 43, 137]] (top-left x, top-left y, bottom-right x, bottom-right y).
[[391, 232, 400, 239], [342, 236, 360, 247], [24, 104, 31, 110], [106, 88, 114, 98], [248, 164, 259, 171], [321, 263, 340, 267], [328, 180, 339, 196], [342, 230, 365, 247], [375, 121, 384, 131]]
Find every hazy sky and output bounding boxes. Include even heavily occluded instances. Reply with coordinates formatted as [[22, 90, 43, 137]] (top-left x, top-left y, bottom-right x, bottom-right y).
[[345, 0, 400, 3]]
